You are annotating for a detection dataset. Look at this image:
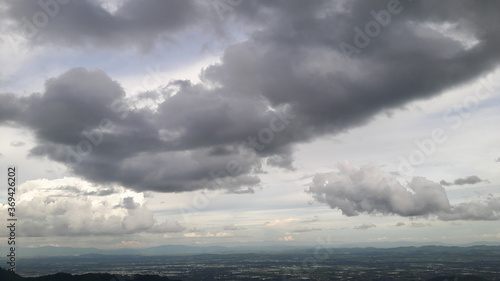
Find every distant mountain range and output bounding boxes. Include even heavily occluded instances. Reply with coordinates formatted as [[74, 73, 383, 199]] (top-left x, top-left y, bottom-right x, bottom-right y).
[[6, 241, 500, 257], [17, 244, 230, 257], [335, 240, 500, 248]]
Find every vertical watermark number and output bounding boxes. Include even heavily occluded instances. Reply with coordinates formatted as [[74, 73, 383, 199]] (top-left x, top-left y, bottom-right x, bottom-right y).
[[6, 166, 17, 271]]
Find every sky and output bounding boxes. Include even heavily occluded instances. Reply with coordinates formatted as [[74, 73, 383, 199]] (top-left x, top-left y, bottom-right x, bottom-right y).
[[1, 0, 500, 250]]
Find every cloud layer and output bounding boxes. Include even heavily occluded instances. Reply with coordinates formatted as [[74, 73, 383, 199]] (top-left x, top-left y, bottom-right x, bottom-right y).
[[4, 0, 216, 52], [308, 163, 500, 221], [0, 177, 184, 237], [1, 0, 500, 193]]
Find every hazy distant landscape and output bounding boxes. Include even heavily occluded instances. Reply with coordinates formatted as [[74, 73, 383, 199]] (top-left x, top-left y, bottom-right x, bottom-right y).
[[2, 245, 499, 280]]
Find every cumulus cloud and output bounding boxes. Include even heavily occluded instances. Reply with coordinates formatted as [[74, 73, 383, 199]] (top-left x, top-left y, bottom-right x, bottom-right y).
[[2, 1, 500, 194], [354, 223, 376, 230], [0, 177, 184, 237], [439, 196, 500, 221], [0, 68, 263, 193], [308, 162, 452, 217], [308, 162, 500, 221], [440, 175, 487, 186], [394, 222, 405, 227]]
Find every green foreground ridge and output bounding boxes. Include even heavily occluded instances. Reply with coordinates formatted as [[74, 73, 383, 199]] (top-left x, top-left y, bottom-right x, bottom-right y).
[[0, 268, 492, 281]]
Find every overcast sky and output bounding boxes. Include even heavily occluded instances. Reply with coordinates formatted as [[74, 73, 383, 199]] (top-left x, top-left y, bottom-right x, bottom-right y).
[[1, 0, 500, 249]]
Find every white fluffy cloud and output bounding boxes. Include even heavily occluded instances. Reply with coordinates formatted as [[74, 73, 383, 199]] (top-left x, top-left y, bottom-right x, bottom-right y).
[[0, 177, 184, 237], [308, 162, 500, 221]]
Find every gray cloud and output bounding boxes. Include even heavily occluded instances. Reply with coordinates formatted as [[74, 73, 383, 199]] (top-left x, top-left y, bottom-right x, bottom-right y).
[[3, 0, 216, 52], [83, 187, 118, 196], [0, 68, 263, 193], [119, 197, 140, 210], [394, 222, 405, 227], [308, 163, 500, 221], [440, 175, 487, 186], [267, 154, 295, 170], [354, 223, 376, 230], [2, 1, 500, 193], [439, 196, 500, 221], [0, 93, 29, 122], [496, 158, 500, 163], [10, 141, 26, 147], [439, 180, 451, 186]]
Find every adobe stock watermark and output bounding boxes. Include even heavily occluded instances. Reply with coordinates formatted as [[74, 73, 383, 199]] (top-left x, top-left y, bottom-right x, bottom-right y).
[[339, 0, 405, 60], [398, 75, 499, 177], [281, 234, 335, 280], [212, 0, 243, 21], [19, 0, 72, 39], [178, 109, 296, 223]]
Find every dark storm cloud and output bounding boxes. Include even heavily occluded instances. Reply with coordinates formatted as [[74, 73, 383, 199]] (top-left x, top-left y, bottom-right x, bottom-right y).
[[0, 93, 29, 123], [200, 0, 500, 151], [1, 1, 500, 193], [440, 175, 487, 186], [308, 163, 500, 221], [0, 68, 264, 193], [4, 0, 212, 51]]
